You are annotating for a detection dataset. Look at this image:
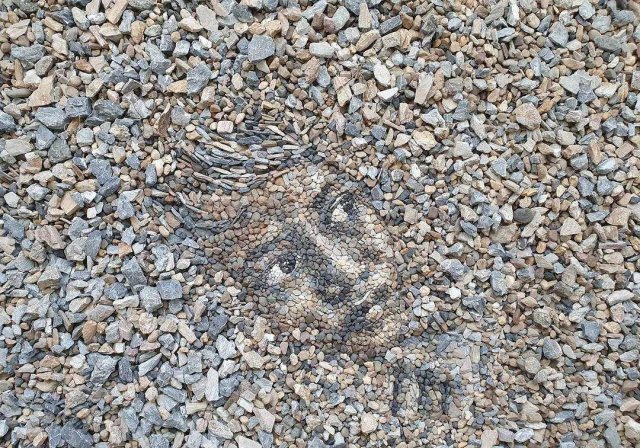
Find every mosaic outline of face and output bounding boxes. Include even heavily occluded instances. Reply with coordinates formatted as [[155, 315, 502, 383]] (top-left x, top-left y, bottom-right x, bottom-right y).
[[221, 164, 407, 355]]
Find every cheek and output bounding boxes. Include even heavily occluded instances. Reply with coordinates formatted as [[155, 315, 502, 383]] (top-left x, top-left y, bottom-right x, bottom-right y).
[[358, 220, 393, 254]]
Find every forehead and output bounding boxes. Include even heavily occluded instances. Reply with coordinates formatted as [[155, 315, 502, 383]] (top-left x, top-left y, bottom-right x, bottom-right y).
[[221, 167, 377, 255]]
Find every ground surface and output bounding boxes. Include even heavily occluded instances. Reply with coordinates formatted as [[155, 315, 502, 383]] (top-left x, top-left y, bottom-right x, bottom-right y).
[[0, 0, 640, 447]]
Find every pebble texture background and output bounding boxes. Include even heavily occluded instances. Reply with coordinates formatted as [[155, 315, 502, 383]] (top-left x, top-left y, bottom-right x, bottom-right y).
[[1, 0, 640, 446]]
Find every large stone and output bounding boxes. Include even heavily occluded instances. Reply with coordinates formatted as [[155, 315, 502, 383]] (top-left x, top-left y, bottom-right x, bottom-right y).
[[65, 97, 92, 118], [5, 139, 33, 157], [515, 103, 541, 129], [0, 111, 16, 134], [90, 355, 118, 384], [187, 63, 212, 94], [248, 35, 275, 62], [560, 217, 581, 236], [11, 44, 46, 64], [35, 107, 67, 130], [309, 42, 335, 58], [360, 413, 378, 433], [157, 279, 182, 300], [121, 258, 147, 288]]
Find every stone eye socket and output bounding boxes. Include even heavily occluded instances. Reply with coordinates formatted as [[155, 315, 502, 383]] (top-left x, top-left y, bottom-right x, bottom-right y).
[[266, 252, 297, 285], [279, 253, 297, 274], [330, 193, 356, 223]]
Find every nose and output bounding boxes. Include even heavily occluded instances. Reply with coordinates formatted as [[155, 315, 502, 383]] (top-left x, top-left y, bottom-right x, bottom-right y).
[[300, 219, 364, 279], [298, 218, 393, 295]]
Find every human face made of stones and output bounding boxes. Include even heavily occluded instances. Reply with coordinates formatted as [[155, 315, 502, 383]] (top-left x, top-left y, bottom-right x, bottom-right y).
[[226, 165, 404, 356]]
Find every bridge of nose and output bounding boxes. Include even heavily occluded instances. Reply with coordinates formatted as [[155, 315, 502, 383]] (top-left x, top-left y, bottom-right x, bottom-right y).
[[298, 217, 364, 279]]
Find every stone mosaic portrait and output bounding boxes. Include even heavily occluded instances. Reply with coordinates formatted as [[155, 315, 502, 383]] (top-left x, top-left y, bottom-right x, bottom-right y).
[[191, 129, 495, 442], [1, 0, 638, 445], [212, 162, 408, 358]]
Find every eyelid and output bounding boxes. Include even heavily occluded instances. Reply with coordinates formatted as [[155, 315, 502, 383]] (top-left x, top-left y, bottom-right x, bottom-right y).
[[330, 193, 352, 210]]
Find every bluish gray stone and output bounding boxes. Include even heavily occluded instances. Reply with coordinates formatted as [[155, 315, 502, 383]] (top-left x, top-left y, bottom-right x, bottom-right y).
[[145, 165, 157, 186], [121, 258, 147, 287], [65, 97, 92, 118], [187, 63, 212, 94], [582, 321, 601, 342], [90, 355, 118, 384], [86, 100, 124, 126], [380, 15, 402, 35], [543, 338, 562, 360], [0, 111, 16, 134], [35, 107, 67, 130], [157, 279, 182, 301], [10, 44, 46, 64], [61, 423, 93, 448], [440, 259, 469, 281], [595, 35, 623, 53], [247, 35, 275, 62], [48, 138, 72, 163], [140, 286, 162, 311]]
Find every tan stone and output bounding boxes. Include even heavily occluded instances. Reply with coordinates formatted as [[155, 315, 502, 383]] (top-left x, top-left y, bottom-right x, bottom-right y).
[[106, 0, 128, 24], [28, 76, 55, 107]]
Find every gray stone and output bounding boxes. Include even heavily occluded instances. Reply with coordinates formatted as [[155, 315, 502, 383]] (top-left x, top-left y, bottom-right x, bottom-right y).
[[150, 435, 170, 448], [48, 138, 72, 164], [542, 338, 562, 360], [595, 36, 623, 53], [582, 321, 601, 343], [2, 214, 24, 239], [65, 97, 92, 118], [35, 107, 67, 130], [595, 158, 617, 174], [604, 426, 622, 448], [216, 335, 237, 359], [5, 139, 33, 157], [248, 35, 275, 62], [157, 279, 183, 300], [34, 125, 55, 150], [116, 197, 135, 220], [121, 258, 147, 288], [86, 100, 124, 126], [76, 128, 94, 146], [614, 10, 636, 26], [514, 208, 535, 224], [440, 259, 469, 281], [145, 164, 158, 186], [549, 22, 568, 46], [187, 63, 212, 94], [10, 44, 46, 64], [490, 271, 508, 296], [120, 407, 138, 432], [594, 409, 615, 426], [380, 15, 402, 35], [579, 1, 595, 19], [138, 353, 162, 376], [309, 42, 335, 58], [0, 111, 16, 134], [90, 355, 118, 384], [344, 0, 362, 15], [61, 423, 93, 448], [205, 368, 220, 401], [514, 428, 534, 443], [128, 0, 154, 10], [90, 159, 113, 184], [140, 286, 162, 311], [491, 158, 508, 177]]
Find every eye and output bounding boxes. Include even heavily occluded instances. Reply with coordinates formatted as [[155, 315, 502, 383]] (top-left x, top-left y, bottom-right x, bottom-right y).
[[267, 253, 297, 285], [279, 253, 297, 274], [330, 194, 356, 223]]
